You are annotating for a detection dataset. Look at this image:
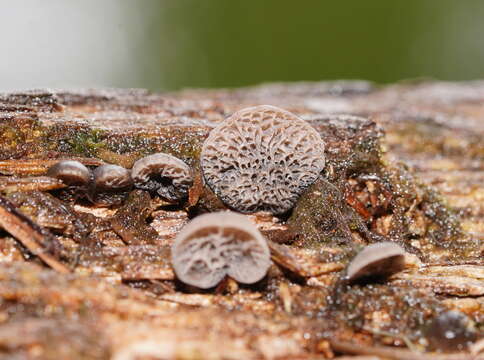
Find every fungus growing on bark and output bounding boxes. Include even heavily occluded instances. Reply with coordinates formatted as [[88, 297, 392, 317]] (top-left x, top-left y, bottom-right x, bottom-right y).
[[89, 164, 133, 206], [131, 153, 192, 202], [201, 105, 325, 214], [171, 211, 271, 289], [346, 242, 405, 283], [426, 311, 477, 351], [47, 160, 91, 187]]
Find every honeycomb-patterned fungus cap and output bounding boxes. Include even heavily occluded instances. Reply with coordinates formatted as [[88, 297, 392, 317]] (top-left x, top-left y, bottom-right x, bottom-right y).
[[201, 105, 325, 214], [131, 153, 193, 202], [171, 212, 271, 289]]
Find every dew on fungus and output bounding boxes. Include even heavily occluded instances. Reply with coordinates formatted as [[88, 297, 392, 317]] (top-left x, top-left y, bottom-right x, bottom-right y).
[[201, 105, 325, 215], [171, 211, 271, 289]]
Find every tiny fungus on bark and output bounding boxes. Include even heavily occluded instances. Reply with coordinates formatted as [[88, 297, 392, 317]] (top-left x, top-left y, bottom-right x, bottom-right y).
[[171, 211, 271, 289], [47, 160, 91, 187], [131, 153, 192, 202], [426, 311, 477, 351], [89, 164, 133, 206], [201, 105, 325, 215], [346, 242, 405, 283]]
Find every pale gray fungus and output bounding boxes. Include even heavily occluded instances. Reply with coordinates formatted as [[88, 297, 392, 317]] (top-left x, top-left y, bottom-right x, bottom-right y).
[[201, 105, 326, 214], [171, 212, 271, 289], [346, 242, 406, 283], [131, 153, 192, 202], [47, 160, 91, 187], [89, 164, 133, 206]]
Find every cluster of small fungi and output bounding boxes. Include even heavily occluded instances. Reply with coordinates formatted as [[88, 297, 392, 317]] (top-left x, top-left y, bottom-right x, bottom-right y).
[[1, 101, 472, 356], [42, 105, 416, 291], [47, 154, 193, 206]]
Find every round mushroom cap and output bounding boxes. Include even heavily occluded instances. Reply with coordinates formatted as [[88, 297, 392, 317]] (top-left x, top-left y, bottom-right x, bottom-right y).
[[88, 164, 133, 206], [346, 242, 406, 283], [171, 211, 271, 289], [92, 164, 133, 191], [46, 160, 91, 186], [201, 105, 325, 215], [131, 153, 192, 202]]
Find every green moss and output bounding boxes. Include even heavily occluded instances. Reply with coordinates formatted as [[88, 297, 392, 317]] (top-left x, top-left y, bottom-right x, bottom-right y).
[[67, 129, 106, 157], [103, 127, 207, 167], [42, 125, 107, 157], [150, 128, 207, 165]]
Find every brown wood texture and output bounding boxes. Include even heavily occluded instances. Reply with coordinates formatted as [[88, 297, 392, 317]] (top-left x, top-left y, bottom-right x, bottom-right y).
[[0, 82, 482, 359]]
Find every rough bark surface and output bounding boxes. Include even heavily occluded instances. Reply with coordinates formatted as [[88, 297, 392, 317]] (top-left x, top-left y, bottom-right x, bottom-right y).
[[0, 81, 482, 359]]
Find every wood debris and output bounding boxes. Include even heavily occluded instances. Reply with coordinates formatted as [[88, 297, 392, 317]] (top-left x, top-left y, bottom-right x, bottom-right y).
[[0, 83, 482, 358]]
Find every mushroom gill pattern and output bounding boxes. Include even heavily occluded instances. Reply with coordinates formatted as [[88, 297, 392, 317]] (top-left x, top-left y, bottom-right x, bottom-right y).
[[201, 105, 326, 214]]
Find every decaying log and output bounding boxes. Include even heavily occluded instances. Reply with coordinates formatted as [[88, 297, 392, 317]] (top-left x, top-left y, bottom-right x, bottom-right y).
[[0, 195, 69, 273], [0, 82, 482, 359]]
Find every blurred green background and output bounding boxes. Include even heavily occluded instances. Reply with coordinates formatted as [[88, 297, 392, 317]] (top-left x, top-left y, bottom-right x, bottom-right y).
[[1, 0, 484, 91]]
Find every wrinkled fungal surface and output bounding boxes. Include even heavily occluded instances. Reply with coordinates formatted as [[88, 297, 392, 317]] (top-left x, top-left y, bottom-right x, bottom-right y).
[[131, 152, 192, 202], [171, 211, 271, 288], [201, 105, 325, 214], [0, 83, 483, 358], [88, 164, 133, 206]]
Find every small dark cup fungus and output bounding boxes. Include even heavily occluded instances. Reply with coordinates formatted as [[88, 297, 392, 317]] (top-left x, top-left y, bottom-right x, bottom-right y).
[[131, 153, 193, 202], [426, 311, 477, 352], [171, 211, 271, 289], [89, 164, 133, 206], [46, 160, 92, 201], [47, 160, 91, 187], [346, 242, 406, 283]]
